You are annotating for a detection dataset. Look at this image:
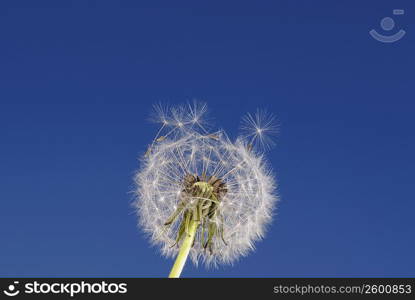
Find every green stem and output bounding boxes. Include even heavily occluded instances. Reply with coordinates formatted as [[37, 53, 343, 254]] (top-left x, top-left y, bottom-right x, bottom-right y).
[[168, 220, 199, 278]]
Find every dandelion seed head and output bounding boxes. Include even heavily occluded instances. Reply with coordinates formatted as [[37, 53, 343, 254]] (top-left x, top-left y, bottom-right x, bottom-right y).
[[134, 103, 278, 266]]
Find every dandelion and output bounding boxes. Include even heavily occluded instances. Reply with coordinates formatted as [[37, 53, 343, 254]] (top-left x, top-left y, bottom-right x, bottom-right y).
[[134, 102, 278, 277]]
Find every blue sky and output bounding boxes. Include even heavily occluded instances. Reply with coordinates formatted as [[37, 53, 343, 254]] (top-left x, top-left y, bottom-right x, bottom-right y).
[[0, 0, 414, 277]]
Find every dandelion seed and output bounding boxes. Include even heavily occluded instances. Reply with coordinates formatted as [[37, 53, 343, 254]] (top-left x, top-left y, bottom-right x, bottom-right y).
[[240, 108, 279, 151], [134, 102, 278, 277], [150, 102, 171, 126]]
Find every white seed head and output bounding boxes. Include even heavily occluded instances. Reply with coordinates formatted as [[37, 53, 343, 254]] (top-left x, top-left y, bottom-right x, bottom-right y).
[[134, 102, 278, 267]]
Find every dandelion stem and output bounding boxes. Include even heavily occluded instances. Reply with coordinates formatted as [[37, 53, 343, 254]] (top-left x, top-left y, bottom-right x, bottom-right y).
[[168, 220, 199, 278]]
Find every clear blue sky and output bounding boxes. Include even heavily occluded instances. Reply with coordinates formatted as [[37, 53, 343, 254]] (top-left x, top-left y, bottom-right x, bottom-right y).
[[1, 0, 414, 277]]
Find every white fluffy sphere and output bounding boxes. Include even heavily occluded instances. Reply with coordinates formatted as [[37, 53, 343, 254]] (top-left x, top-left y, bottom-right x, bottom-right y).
[[134, 103, 278, 266]]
